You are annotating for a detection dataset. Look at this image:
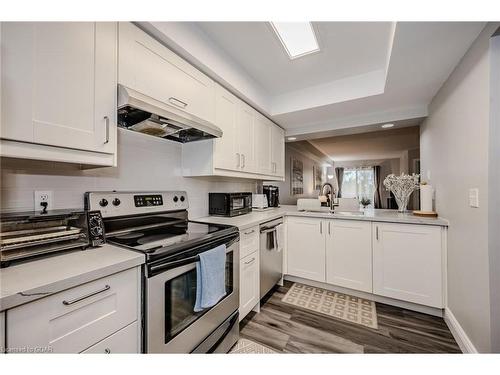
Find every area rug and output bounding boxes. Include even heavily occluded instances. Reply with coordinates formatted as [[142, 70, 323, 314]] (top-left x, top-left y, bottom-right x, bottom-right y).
[[281, 283, 378, 329], [230, 339, 277, 354]]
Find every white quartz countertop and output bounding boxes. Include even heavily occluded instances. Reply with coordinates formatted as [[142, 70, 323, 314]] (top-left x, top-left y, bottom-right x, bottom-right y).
[[194, 205, 449, 230], [0, 244, 145, 311]]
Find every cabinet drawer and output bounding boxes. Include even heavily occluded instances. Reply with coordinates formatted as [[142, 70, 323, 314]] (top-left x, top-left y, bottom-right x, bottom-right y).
[[7, 267, 139, 353], [240, 225, 259, 259], [81, 321, 139, 354]]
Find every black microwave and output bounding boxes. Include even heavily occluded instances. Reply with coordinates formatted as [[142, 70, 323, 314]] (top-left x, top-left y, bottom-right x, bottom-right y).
[[209, 192, 252, 217]]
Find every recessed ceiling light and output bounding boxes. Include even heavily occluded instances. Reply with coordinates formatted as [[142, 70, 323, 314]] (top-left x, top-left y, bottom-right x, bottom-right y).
[[287, 137, 297, 141], [270, 22, 320, 60], [381, 123, 394, 128]]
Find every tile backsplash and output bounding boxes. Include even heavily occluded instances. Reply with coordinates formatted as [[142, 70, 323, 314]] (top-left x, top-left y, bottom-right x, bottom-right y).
[[1, 129, 259, 219]]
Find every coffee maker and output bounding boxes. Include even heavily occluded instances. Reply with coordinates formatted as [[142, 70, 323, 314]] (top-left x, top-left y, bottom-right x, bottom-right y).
[[263, 185, 280, 207]]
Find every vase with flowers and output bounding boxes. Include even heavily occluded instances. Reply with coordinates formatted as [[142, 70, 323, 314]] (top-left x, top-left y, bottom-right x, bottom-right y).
[[383, 173, 420, 213]]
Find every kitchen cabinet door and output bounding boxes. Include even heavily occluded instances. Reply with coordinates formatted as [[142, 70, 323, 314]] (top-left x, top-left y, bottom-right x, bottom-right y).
[[239, 251, 260, 321], [118, 22, 215, 124], [1, 22, 117, 155], [271, 125, 285, 177], [372, 223, 444, 308], [287, 217, 326, 282], [213, 85, 239, 171], [6, 267, 139, 353], [326, 220, 373, 293], [237, 102, 255, 173], [253, 113, 273, 175], [0, 311, 5, 353]]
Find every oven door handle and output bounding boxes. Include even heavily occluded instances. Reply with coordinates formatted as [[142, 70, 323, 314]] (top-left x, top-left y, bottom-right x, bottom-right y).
[[149, 247, 234, 274]]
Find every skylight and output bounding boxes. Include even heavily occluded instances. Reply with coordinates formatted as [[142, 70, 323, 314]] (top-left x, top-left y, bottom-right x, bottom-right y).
[[270, 22, 320, 60]]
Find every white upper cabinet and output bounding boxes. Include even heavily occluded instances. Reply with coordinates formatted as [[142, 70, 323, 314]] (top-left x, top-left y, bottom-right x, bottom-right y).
[[212, 85, 239, 171], [183, 83, 285, 181], [118, 22, 215, 124], [271, 125, 285, 176], [237, 102, 255, 173], [326, 220, 373, 293], [254, 113, 273, 176], [1, 22, 117, 165], [287, 216, 326, 282], [372, 223, 444, 308]]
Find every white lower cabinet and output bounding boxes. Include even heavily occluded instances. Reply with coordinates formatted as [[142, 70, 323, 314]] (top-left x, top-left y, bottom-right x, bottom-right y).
[[287, 217, 326, 282], [326, 220, 373, 293], [0, 311, 5, 353], [6, 267, 140, 353], [239, 251, 260, 321], [285, 217, 445, 309], [372, 223, 444, 308], [82, 321, 138, 354]]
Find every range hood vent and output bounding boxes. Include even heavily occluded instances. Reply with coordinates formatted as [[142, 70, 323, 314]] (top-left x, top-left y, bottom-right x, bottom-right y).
[[117, 85, 222, 143]]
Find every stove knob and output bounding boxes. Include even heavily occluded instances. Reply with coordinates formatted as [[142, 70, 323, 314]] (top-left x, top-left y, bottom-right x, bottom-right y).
[[99, 199, 108, 207], [180, 196, 185, 202], [173, 196, 179, 203], [112, 198, 121, 206]]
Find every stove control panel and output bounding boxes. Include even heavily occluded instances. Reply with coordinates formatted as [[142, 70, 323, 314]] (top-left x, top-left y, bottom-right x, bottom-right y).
[[134, 194, 163, 207], [85, 191, 189, 218]]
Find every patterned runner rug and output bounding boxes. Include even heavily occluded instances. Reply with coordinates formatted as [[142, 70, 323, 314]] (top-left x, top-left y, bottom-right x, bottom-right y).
[[230, 339, 277, 354], [281, 282, 378, 329]]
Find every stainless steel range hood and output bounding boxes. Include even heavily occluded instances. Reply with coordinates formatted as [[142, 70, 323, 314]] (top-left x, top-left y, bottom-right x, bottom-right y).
[[117, 85, 222, 143]]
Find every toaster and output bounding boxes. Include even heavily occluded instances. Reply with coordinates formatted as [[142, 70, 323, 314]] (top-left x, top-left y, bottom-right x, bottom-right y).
[[252, 194, 269, 209]]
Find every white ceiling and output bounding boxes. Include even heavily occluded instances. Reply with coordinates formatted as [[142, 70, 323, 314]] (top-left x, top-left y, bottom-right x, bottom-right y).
[[143, 21, 486, 138], [196, 22, 393, 96]]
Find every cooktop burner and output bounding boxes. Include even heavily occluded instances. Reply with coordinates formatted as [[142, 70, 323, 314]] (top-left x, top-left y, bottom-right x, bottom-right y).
[[85, 191, 239, 262]]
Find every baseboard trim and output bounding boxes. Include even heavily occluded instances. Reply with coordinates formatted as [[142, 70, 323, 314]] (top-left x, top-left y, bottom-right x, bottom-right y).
[[444, 307, 478, 353]]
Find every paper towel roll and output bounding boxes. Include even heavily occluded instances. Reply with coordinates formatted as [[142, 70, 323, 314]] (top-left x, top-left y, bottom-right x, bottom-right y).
[[420, 184, 433, 212]]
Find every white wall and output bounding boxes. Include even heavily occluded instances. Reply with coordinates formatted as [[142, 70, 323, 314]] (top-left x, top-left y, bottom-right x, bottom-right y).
[[420, 23, 499, 352], [488, 32, 500, 353], [0, 129, 257, 219]]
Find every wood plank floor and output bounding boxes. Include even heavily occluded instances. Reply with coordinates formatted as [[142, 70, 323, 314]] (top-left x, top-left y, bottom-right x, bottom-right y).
[[240, 281, 461, 353]]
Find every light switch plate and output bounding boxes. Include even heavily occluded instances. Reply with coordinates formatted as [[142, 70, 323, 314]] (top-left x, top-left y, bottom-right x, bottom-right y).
[[469, 188, 479, 208]]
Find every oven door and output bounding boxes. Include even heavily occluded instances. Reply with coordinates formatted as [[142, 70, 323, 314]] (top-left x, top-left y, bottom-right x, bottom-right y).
[[145, 234, 239, 353]]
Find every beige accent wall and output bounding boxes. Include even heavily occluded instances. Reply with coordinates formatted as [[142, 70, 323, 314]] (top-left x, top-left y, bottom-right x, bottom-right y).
[[420, 23, 499, 352]]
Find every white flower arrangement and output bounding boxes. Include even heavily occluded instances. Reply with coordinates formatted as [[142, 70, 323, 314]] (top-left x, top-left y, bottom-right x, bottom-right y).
[[383, 173, 420, 212]]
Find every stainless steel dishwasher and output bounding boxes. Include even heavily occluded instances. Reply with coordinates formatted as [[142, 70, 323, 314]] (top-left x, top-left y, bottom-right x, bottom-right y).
[[259, 217, 284, 298]]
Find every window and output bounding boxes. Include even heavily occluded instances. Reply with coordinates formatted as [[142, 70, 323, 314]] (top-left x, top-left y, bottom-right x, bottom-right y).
[[342, 168, 375, 205]]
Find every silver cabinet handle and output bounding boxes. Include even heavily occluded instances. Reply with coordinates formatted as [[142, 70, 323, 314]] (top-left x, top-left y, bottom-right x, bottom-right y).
[[244, 229, 255, 235], [236, 153, 240, 168], [104, 116, 110, 144], [320, 221, 323, 234], [376, 226, 379, 240], [241, 154, 245, 168], [168, 97, 188, 108], [244, 257, 256, 265], [62, 285, 110, 306], [328, 221, 331, 235]]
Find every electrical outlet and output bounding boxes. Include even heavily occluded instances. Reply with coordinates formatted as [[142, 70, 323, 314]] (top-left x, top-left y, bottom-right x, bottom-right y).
[[34, 190, 53, 212]]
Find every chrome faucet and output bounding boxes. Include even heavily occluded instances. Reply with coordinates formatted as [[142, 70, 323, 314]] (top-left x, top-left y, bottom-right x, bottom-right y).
[[321, 183, 336, 211]]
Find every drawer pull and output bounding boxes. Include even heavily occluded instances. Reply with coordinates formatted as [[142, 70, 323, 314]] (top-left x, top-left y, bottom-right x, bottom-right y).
[[244, 257, 256, 265], [104, 348, 111, 354], [168, 97, 188, 108], [243, 229, 255, 235], [104, 116, 110, 144], [62, 285, 111, 306]]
